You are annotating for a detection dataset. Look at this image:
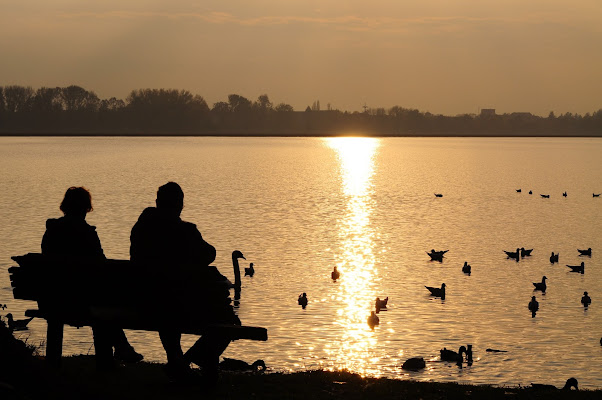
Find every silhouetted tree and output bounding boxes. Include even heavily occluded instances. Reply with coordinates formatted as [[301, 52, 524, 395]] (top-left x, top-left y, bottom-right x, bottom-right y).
[[61, 86, 100, 112], [3, 85, 34, 113], [275, 103, 294, 112]]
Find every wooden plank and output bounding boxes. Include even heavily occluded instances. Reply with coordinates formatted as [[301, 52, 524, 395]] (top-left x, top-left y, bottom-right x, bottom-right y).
[[25, 308, 267, 341]]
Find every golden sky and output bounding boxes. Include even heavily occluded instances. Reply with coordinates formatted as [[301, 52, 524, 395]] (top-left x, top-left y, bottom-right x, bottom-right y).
[[1, 0, 601, 115]]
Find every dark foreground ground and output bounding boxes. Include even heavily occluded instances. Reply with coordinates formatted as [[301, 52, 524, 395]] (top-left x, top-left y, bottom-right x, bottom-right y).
[[1, 324, 600, 400], [3, 355, 602, 400]]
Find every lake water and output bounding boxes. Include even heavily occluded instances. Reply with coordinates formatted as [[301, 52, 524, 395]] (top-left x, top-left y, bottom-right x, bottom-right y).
[[1, 136, 601, 389]]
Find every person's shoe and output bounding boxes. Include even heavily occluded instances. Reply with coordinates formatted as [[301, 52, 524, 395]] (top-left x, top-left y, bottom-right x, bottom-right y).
[[114, 347, 144, 363]]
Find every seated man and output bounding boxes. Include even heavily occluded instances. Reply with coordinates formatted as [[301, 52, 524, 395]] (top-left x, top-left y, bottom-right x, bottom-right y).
[[130, 182, 238, 380]]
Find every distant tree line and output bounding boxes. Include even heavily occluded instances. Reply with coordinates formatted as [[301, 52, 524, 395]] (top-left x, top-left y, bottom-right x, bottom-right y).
[[0, 85, 600, 136]]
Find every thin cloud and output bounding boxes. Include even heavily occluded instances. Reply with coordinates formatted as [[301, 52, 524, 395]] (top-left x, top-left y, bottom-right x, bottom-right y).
[[56, 10, 590, 34]]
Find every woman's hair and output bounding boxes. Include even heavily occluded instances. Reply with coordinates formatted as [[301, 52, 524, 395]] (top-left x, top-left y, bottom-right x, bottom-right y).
[[60, 187, 93, 215]]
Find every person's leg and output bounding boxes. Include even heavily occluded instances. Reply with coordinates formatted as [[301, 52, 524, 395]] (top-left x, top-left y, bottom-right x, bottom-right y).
[[112, 328, 143, 362], [159, 329, 193, 378], [184, 333, 231, 370], [92, 325, 115, 371]]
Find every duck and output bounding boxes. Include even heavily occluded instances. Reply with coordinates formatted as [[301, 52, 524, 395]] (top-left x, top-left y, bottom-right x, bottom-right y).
[[594, 193, 600, 197], [245, 262, 255, 277], [331, 266, 340, 281], [549, 252, 559, 264], [503, 248, 520, 261], [401, 357, 426, 370], [427, 249, 448, 262], [425, 283, 446, 299], [434, 193, 443, 197], [562, 191, 567, 197], [375, 297, 388, 310], [528, 296, 539, 317], [462, 261, 471, 275], [0, 304, 6, 310], [520, 247, 533, 257], [530, 377, 579, 391], [540, 194, 550, 198], [581, 291, 591, 307], [298, 293, 308, 309], [533, 276, 547, 292], [368, 311, 379, 328], [485, 348, 507, 353], [528, 190, 532, 194], [566, 262, 585, 274], [219, 358, 266, 372], [516, 189, 521, 193], [577, 247, 592, 256], [440, 346, 466, 363], [5, 313, 34, 331]]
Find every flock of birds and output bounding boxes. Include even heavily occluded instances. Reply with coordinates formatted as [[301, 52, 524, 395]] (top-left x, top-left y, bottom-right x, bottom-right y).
[[515, 189, 601, 198], [435, 190, 602, 198], [293, 243, 599, 391]]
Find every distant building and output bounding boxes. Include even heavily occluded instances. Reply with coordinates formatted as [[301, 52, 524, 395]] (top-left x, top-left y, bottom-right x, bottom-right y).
[[480, 109, 496, 117]]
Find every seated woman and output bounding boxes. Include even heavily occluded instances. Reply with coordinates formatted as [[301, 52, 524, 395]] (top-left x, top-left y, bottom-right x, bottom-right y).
[[42, 186, 143, 367]]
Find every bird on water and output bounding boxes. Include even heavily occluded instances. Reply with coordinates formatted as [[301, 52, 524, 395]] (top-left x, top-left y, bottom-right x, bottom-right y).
[[530, 377, 578, 391], [566, 262, 585, 274], [533, 276, 547, 292], [425, 283, 446, 299]]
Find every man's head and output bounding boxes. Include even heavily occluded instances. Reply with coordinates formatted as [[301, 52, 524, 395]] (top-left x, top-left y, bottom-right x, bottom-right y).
[[156, 182, 184, 217]]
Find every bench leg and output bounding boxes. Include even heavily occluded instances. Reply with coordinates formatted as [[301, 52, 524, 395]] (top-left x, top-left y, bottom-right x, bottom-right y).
[[46, 320, 63, 368], [92, 326, 115, 371]]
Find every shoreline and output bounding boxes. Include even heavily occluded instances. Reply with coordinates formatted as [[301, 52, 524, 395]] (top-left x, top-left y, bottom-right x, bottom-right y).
[[1, 132, 602, 138], [7, 355, 602, 399]]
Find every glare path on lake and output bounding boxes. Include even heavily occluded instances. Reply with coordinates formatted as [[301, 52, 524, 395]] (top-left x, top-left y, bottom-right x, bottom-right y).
[[323, 137, 384, 377]]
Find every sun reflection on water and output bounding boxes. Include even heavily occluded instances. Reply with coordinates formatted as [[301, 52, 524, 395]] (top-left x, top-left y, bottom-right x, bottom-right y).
[[324, 137, 382, 376]]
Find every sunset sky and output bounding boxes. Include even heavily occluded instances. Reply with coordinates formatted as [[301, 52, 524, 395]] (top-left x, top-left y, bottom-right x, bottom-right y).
[[1, 0, 601, 115]]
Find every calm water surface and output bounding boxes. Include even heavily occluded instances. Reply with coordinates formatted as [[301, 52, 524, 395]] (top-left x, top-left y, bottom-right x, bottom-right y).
[[1, 136, 601, 389]]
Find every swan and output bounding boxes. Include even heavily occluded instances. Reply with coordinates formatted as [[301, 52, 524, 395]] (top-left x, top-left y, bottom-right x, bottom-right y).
[[566, 262, 585, 274], [368, 311, 379, 328], [462, 261, 471, 275], [298, 293, 308, 308], [219, 358, 266, 372], [244, 262, 255, 277], [5, 313, 34, 331], [577, 247, 592, 256], [533, 276, 547, 292], [231, 250, 246, 288], [425, 283, 446, 299], [530, 377, 578, 391], [401, 357, 426, 370], [520, 247, 533, 257], [440, 346, 466, 362], [331, 266, 340, 281], [549, 252, 559, 263], [581, 292, 591, 307]]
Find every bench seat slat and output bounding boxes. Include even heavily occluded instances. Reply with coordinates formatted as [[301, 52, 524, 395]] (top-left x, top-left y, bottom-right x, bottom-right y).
[[25, 309, 267, 341]]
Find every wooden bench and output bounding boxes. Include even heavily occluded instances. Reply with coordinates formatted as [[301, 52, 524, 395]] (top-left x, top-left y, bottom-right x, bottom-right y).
[[9, 253, 267, 368]]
